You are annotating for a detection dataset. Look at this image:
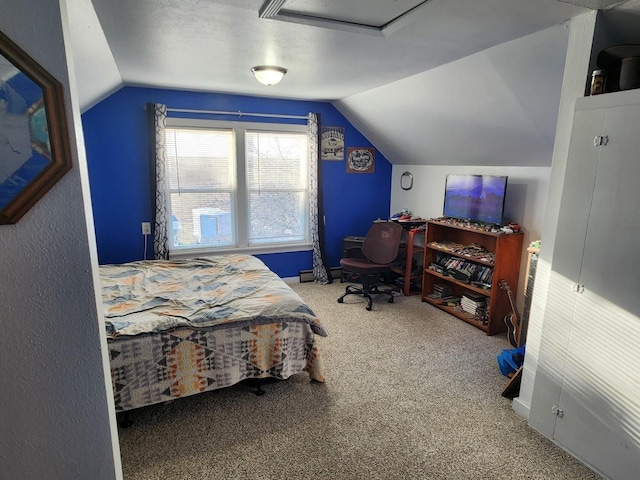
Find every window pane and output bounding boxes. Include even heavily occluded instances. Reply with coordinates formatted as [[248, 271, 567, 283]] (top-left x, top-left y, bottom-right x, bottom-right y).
[[165, 126, 236, 249], [246, 132, 307, 190], [248, 191, 307, 244], [165, 128, 234, 190], [169, 192, 235, 248], [246, 131, 308, 245]]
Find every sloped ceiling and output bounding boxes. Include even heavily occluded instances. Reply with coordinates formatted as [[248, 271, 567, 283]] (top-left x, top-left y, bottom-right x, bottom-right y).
[[66, 0, 121, 104], [67, 0, 640, 166], [334, 24, 570, 167]]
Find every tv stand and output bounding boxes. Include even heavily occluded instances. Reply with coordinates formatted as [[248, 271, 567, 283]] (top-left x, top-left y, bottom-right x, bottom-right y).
[[421, 220, 524, 335]]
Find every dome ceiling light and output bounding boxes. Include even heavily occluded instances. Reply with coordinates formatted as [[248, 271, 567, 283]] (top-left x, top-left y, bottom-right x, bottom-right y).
[[251, 65, 287, 86]]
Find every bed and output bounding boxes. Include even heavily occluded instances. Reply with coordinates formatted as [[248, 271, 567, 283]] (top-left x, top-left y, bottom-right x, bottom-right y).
[[100, 254, 326, 413]]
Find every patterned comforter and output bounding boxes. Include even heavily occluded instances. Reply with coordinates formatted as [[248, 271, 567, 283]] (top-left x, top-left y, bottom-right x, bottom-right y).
[[100, 254, 327, 338], [100, 254, 326, 412]]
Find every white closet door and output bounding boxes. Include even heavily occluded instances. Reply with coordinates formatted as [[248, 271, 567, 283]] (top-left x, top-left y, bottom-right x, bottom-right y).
[[577, 104, 640, 317], [553, 102, 640, 479], [552, 107, 604, 281], [529, 106, 605, 439]]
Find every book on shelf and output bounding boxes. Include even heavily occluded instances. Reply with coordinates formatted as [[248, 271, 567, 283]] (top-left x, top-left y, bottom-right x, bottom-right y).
[[460, 292, 487, 316], [436, 253, 493, 284], [431, 284, 453, 298], [462, 291, 486, 302]]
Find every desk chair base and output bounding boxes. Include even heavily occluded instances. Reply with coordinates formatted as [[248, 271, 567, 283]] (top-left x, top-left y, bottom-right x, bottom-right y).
[[337, 282, 397, 311]]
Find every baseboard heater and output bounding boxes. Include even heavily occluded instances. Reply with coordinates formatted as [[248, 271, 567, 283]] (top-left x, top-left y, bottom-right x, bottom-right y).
[[299, 268, 341, 282]]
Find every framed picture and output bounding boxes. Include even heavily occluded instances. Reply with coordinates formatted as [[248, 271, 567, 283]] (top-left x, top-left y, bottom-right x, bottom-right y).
[[321, 126, 344, 161], [0, 30, 72, 224], [346, 147, 375, 174]]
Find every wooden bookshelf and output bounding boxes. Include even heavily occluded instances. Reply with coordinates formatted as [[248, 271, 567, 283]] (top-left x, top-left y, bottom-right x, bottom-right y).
[[421, 220, 524, 336]]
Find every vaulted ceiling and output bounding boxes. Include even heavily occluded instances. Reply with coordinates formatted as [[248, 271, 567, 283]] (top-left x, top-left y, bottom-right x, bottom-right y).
[[68, 0, 640, 166]]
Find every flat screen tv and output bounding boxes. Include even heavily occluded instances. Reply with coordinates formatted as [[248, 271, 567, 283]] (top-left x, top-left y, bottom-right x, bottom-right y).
[[443, 174, 508, 225]]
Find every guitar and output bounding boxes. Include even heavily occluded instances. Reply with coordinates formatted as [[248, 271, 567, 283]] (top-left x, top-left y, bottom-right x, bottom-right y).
[[499, 279, 521, 347]]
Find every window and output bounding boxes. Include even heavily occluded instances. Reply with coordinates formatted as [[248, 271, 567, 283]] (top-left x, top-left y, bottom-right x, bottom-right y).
[[164, 118, 310, 255]]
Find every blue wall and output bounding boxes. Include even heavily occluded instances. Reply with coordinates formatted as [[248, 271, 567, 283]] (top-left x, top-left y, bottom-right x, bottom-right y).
[[82, 86, 392, 277]]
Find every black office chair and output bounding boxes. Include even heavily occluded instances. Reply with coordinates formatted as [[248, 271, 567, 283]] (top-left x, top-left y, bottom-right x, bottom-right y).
[[337, 221, 403, 310]]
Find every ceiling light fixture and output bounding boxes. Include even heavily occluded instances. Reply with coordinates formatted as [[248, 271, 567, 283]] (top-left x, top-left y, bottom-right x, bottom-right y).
[[251, 65, 287, 86]]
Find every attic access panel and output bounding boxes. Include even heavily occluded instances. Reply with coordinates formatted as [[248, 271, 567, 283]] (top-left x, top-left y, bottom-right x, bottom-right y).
[[259, 0, 431, 36]]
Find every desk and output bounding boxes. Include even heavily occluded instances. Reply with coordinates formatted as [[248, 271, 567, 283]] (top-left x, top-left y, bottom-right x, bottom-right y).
[[391, 227, 425, 296], [390, 220, 426, 296], [342, 235, 366, 259]]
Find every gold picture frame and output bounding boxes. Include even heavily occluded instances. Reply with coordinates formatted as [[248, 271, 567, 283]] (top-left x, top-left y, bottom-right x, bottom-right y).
[[0, 30, 72, 224]]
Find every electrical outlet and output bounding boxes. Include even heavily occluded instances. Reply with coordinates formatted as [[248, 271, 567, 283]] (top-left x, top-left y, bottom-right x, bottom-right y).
[[141, 222, 151, 235]]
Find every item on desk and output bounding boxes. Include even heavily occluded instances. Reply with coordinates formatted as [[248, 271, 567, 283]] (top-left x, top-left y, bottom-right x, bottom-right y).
[[390, 209, 411, 220]]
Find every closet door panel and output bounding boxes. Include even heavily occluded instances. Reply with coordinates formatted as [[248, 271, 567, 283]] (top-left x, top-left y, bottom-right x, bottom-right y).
[[554, 103, 640, 478], [551, 108, 604, 285], [578, 104, 640, 317], [529, 107, 605, 438], [554, 289, 640, 479]]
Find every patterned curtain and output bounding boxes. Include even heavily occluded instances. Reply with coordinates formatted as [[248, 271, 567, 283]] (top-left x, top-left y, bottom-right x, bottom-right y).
[[308, 113, 331, 284], [147, 103, 169, 259]]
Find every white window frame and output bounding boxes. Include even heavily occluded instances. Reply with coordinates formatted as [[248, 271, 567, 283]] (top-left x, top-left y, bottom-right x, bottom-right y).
[[166, 117, 312, 258]]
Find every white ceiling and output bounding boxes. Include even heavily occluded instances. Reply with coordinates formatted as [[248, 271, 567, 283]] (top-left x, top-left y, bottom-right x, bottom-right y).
[[70, 0, 599, 107], [67, 0, 640, 166]]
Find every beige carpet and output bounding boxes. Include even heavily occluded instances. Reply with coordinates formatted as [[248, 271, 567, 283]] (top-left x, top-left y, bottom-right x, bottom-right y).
[[117, 281, 600, 480]]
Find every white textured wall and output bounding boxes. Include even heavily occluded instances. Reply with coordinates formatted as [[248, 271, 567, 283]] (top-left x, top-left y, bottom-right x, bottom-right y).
[[0, 0, 121, 478]]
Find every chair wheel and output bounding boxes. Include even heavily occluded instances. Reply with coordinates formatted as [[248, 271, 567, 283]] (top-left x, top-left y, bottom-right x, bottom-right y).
[[388, 297, 394, 303], [337, 298, 344, 303], [366, 305, 372, 311]]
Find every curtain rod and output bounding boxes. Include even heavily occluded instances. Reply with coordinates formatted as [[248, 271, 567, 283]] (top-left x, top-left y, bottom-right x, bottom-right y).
[[165, 107, 308, 120]]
